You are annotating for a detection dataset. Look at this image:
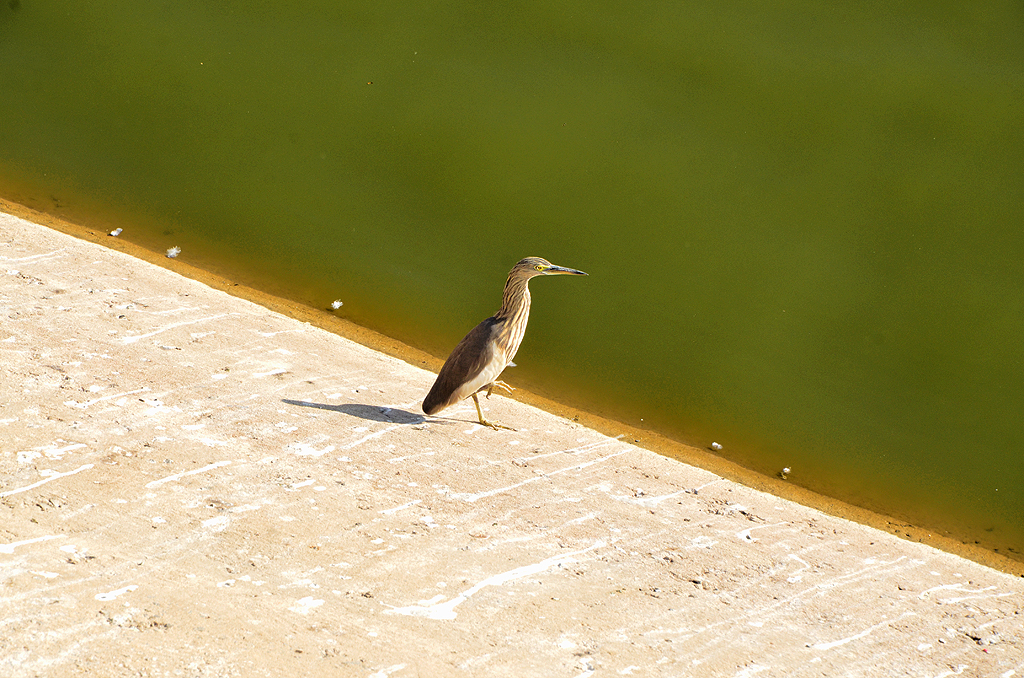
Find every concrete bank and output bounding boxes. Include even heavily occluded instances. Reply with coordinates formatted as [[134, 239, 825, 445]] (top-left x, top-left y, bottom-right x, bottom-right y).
[[1, 211, 1022, 677]]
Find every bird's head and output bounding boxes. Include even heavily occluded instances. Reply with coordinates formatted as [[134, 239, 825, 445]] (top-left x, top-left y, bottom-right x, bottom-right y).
[[513, 257, 588, 278]]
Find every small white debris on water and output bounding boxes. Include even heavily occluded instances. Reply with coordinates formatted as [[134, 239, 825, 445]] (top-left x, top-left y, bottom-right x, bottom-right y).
[[711, 442, 723, 450], [330, 300, 343, 310], [108, 228, 123, 237], [166, 246, 181, 258]]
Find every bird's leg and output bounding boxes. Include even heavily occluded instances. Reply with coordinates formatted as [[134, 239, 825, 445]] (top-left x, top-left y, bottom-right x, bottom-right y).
[[472, 393, 515, 431], [485, 380, 515, 399]]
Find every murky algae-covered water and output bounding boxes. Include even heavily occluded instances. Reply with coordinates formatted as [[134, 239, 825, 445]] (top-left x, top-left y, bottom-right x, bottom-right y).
[[2, 1, 1022, 562]]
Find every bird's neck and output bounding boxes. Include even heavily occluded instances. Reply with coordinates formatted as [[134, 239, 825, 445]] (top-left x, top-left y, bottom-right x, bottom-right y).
[[495, 274, 531, 323]]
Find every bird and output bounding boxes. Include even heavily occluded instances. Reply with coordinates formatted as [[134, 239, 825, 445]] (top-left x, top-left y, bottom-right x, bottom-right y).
[[423, 256, 587, 430]]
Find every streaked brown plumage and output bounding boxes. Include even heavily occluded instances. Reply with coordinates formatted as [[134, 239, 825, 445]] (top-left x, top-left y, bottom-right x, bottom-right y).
[[423, 257, 587, 429]]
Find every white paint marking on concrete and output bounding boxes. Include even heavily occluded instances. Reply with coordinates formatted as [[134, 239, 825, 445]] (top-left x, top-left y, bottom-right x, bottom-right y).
[[810, 612, 916, 650], [229, 503, 264, 514], [385, 541, 605, 620], [121, 313, 238, 344], [0, 249, 66, 263], [64, 387, 150, 409], [387, 450, 436, 463], [941, 591, 1015, 604], [627, 487, 690, 508], [289, 596, 324, 614], [253, 368, 288, 378], [918, 582, 1001, 601], [150, 305, 203, 316], [254, 329, 305, 337], [0, 534, 65, 554], [32, 570, 60, 578], [736, 522, 789, 543], [288, 442, 335, 457], [0, 464, 94, 498], [688, 535, 717, 550], [341, 425, 401, 450], [380, 500, 422, 515], [450, 451, 627, 503], [693, 478, 727, 492], [787, 554, 810, 583], [565, 512, 599, 527], [514, 437, 617, 464], [94, 584, 138, 601], [145, 460, 232, 488], [27, 442, 88, 460], [203, 515, 231, 532]]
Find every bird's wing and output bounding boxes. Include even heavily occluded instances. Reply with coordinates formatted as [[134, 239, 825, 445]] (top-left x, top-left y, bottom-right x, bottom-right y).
[[423, 317, 507, 415]]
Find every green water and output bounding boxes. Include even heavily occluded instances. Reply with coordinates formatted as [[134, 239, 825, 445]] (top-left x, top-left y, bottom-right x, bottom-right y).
[[2, 1, 1022, 560]]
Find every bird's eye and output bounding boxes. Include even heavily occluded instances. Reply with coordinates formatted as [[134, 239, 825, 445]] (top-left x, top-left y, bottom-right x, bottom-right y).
[[534, 265, 544, 271]]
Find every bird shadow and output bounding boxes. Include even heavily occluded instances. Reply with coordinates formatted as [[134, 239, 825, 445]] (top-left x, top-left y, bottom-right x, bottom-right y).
[[282, 399, 426, 424]]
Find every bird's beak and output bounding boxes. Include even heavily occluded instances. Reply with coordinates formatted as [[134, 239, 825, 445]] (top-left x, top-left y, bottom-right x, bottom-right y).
[[546, 265, 588, 276]]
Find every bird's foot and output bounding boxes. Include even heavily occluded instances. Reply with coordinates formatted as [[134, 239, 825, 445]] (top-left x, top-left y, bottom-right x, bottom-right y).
[[486, 380, 515, 399], [479, 417, 516, 431], [472, 393, 516, 431]]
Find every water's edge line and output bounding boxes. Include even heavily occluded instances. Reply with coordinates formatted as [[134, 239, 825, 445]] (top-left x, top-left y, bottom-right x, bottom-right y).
[[3, 196, 1020, 577]]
